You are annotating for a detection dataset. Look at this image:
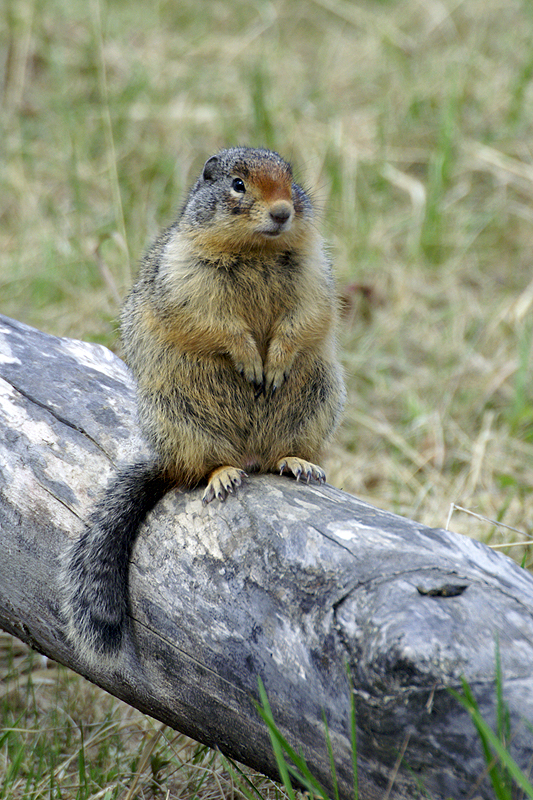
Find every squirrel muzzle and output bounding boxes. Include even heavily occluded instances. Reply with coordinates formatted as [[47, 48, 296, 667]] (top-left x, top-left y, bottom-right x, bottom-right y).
[[258, 199, 294, 237]]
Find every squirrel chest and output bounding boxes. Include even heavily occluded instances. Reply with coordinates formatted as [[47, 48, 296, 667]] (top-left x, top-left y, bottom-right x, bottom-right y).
[[163, 253, 310, 356]]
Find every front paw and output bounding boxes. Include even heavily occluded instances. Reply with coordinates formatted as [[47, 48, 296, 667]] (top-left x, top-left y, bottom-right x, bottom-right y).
[[233, 356, 264, 393], [264, 341, 296, 395], [264, 364, 290, 396]]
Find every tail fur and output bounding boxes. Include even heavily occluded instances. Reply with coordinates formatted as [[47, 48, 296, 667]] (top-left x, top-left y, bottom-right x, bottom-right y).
[[62, 460, 172, 664]]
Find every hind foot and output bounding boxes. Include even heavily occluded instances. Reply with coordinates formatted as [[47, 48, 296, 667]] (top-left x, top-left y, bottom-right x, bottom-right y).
[[276, 457, 326, 484], [203, 466, 247, 504]]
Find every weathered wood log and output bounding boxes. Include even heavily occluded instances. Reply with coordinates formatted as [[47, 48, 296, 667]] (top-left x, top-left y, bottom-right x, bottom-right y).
[[1, 312, 532, 799]]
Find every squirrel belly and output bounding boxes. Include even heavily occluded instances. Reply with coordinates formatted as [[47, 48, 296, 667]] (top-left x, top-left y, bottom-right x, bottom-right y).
[[62, 147, 346, 662]]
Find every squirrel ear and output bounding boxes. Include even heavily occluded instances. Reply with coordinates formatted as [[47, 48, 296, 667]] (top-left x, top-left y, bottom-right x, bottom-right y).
[[202, 156, 219, 182]]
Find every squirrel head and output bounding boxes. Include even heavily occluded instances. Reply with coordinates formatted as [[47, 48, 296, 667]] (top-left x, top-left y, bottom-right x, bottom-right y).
[[179, 147, 314, 253]]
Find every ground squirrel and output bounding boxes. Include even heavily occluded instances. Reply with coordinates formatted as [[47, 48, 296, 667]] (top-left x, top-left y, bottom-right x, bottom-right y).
[[62, 146, 345, 664]]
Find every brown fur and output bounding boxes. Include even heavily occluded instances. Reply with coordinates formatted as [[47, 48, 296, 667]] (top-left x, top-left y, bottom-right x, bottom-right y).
[[121, 146, 345, 499]]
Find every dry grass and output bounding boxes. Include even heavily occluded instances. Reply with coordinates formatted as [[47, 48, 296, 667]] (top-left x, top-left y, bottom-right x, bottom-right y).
[[1, 0, 533, 796]]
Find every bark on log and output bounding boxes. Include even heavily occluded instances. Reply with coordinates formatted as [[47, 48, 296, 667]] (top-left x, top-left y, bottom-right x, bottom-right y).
[[1, 313, 533, 800]]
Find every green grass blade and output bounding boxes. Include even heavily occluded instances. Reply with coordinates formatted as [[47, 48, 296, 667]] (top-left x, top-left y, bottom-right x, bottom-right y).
[[220, 755, 268, 800], [256, 677, 296, 800], [256, 677, 332, 800], [452, 680, 508, 799], [451, 683, 533, 799], [261, 724, 329, 799], [1, 739, 26, 794]]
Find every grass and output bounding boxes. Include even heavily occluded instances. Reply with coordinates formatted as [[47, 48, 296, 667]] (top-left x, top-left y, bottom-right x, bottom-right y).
[[0, 633, 288, 800], [256, 664, 533, 800], [2, 0, 533, 796], [252, 674, 358, 800]]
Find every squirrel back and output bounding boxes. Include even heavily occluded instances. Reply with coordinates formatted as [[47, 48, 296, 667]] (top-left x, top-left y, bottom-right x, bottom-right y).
[[62, 147, 345, 664]]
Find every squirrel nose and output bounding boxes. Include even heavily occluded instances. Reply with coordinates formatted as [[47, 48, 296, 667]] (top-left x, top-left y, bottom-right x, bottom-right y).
[[269, 201, 293, 225]]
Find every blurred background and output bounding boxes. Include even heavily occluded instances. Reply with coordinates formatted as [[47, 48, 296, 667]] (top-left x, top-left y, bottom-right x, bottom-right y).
[[3, 0, 533, 537], [1, 0, 533, 792]]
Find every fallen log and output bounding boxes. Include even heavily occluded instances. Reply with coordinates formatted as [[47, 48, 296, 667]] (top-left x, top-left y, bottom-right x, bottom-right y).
[[0, 313, 532, 800]]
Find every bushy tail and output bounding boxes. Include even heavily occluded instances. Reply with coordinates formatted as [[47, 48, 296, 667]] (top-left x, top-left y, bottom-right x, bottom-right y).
[[62, 460, 172, 664]]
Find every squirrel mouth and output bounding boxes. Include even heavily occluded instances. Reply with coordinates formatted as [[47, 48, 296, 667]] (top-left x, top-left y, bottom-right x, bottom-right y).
[[262, 230, 284, 238], [256, 222, 292, 238]]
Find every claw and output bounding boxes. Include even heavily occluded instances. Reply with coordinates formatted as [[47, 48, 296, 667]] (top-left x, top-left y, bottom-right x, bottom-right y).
[[202, 486, 214, 505], [203, 467, 247, 504], [234, 358, 264, 392], [275, 457, 326, 486]]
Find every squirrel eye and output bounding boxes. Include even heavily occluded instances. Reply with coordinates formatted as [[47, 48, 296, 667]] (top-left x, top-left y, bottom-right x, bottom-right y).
[[231, 177, 246, 193]]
